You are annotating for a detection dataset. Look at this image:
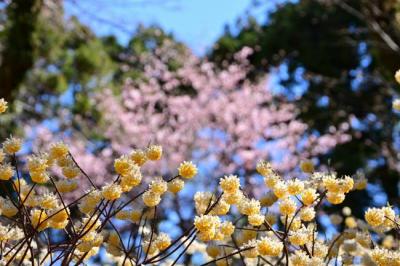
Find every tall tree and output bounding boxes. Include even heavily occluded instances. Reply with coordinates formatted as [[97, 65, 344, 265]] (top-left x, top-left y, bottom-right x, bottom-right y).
[[212, 0, 400, 215], [0, 0, 43, 101]]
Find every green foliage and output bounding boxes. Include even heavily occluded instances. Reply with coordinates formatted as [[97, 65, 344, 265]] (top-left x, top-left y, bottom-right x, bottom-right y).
[[212, 0, 400, 211]]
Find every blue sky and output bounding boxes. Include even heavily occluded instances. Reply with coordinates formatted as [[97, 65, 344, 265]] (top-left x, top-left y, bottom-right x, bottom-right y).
[[64, 0, 258, 54]]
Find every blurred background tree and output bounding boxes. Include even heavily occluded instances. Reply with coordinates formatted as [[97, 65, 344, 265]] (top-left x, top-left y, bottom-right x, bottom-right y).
[[212, 0, 400, 216], [0, 0, 118, 140]]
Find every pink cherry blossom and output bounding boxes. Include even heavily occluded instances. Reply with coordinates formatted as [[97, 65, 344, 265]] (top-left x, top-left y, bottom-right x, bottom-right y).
[[30, 43, 351, 195]]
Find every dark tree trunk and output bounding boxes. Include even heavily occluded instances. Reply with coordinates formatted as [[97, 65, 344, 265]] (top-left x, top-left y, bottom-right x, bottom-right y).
[[0, 0, 43, 101]]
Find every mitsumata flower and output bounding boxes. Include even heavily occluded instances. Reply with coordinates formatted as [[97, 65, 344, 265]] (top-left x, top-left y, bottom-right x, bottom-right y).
[[0, 61, 398, 266]]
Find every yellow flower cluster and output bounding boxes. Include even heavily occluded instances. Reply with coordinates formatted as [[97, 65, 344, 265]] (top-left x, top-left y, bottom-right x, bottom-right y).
[[142, 161, 193, 207], [371, 247, 400, 266], [300, 160, 314, 173], [146, 145, 163, 161], [1, 95, 400, 266], [256, 236, 283, 256], [178, 161, 198, 179], [219, 174, 240, 194], [365, 206, 396, 229], [322, 174, 354, 204], [0, 163, 14, 180], [0, 98, 8, 113], [194, 214, 234, 241], [3, 136, 22, 154]]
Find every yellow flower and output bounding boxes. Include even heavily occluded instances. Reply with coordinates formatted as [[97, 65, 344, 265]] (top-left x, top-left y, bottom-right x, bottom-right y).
[[222, 190, 243, 205], [168, 178, 184, 194], [300, 207, 315, 222], [209, 200, 230, 215], [142, 240, 158, 255], [344, 217, 357, 228], [0, 199, 18, 217], [194, 214, 221, 233], [291, 250, 311, 266], [0, 149, 4, 163], [77, 241, 93, 253], [354, 176, 367, 190], [39, 193, 58, 210], [107, 231, 121, 247], [248, 214, 264, 226], [219, 175, 240, 194], [149, 177, 168, 195], [120, 164, 142, 188], [30, 171, 49, 184], [57, 156, 72, 167], [286, 216, 302, 231], [395, 69, 400, 84], [101, 183, 122, 201], [382, 235, 394, 249], [220, 221, 235, 236], [3, 137, 22, 154], [0, 224, 11, 241], [287, 179, 304, 195], [114, 155, 133, 175], [130, 149, 148, 166], [312, 241, 328, 258], [142, 191, 161, 207], [264, 173, 280, 189], [85, 190, 102, 206], [62, 165, 80, 179], [341, 176, 354, 193], [48, 208, 69, 224], [31, 209, 48, 231], [265, 213, 277, 225], [382, 206, 396, 228], [326, 192, 345, 205], [279, 197, 297, 216], [78, 202, 95, 215], [155, 232, 171, 251], [256, 160, 273, 177], [300, 160, 314, 173], [115, 210, 131, 220], [130, 209, 142, 223], [49, 142, 69, 159], [206, 244, 221, 258], [0, 163, 14, 180], [178, 161, 198, 179], [301, 188, 318, 205], [27, 154, 48, 173], [240, 226, 257, 243], [78, 191, 101, 214], [365, 208, 385, 227], [273, 180, 288, 199], [80, 216, 101, 233], [260, 191, 278, 207], [371, 247, 400, 266], [322, 175, 338, 192], [146, 145, 163, 161], [0, 98, 8, 114], [216, 260, 229, 266], [242, 240, 258, 258], [289, 226, 310, 246], [257, 236, 283, 256], [238, 198, 261, 216], [55, 179, 78, 193], [394, 99, 400, 111]]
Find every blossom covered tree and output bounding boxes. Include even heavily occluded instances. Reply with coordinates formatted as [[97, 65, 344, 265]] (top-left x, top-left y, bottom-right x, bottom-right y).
[[31, 39, 351, 196]]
